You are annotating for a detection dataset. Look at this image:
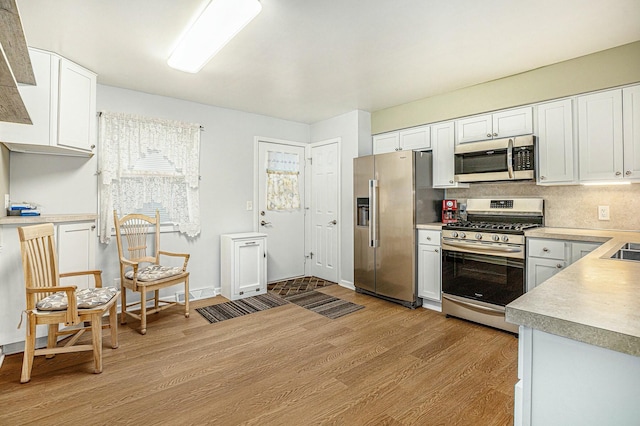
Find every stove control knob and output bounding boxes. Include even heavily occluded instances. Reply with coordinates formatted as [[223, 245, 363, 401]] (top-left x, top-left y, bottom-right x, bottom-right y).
[[475, 233, 482, 240], [459, 232, 466, 239], [502, 235, 509, 242], [492, 235, 500, 241], [451, 231, 458, 238]]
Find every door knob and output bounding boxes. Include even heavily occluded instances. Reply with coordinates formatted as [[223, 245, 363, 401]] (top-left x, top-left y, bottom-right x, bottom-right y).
[[329, 220, 337, 225], [260, 220, 271, 226]]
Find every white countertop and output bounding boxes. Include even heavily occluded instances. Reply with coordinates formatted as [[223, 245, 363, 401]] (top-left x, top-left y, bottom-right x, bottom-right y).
[[507, 227, 640, 357], [416, 223, 444, 230], [0, 213, 97, 225]]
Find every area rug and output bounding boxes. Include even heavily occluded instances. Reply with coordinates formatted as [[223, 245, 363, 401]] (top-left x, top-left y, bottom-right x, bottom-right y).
[[282, 290, 364, 319], [268, 276, 336, 296], [196, 293, 288, 324]]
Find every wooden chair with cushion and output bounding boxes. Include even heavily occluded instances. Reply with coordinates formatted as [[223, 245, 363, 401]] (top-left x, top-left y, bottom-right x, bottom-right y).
[[18, 223, 118, 383], [113, 210, 190, 335]]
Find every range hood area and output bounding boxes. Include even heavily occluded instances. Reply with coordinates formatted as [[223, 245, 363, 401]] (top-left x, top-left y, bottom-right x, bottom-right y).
[[0, 0, 35, 124]]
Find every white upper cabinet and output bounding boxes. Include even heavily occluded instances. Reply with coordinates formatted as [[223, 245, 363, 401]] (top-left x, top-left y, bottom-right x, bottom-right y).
[[399, 125, 431, 151], [578, 89, 624, 182], [431, 121, 468, 188], [623, 85, 640, 180], [536, 99, 576, 185], [456, 106, 533, 144], [0, 48, 97, 157], [372, 132, 400, 154], [373, 125, 431, 155]]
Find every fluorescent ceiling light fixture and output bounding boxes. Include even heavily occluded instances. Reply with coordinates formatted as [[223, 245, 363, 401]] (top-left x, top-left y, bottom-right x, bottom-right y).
[[168, 0, 262, 73], [582, 181, 632, 186]]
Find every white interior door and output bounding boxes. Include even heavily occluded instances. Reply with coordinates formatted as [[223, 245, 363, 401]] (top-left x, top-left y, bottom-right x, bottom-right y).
[[257, 139, 306, 282], [310, 140, 339, 283]]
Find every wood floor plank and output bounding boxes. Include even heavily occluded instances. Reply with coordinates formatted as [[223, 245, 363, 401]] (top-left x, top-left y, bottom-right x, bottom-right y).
[[0, 286, 517, 425]]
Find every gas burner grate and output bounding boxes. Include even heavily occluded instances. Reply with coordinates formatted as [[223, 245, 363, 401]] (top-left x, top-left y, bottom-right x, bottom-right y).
[[445, 221, 541, 233]]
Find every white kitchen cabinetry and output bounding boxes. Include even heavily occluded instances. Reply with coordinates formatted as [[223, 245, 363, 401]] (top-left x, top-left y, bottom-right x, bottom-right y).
[[536, 99, 576, 185], [0, 48, 96, 157], [220, 233, 267, 301], [577, 89, 623, 182], [373, 125, 431, 154], [456, 106, 533, 144], [57, 222, 96, 289], [0, 218, 97, 350], [431, 121, 468, 188], [516, 326, 640, 426], [526, 238, 600, 291], [417, 230, 441, 311], [623, 85, 640, 180]]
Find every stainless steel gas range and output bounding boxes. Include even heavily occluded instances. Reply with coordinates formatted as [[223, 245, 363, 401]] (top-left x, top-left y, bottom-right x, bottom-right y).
[[441, 198, 544, 334]]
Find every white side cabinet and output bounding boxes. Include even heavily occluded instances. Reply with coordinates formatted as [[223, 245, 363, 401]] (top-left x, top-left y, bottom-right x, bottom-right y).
[[431, 121, 468, 188], [0, 48, 97, 157], [536, 99, 576, 185], [57, 222, 97, 289], [456, 106, 533, 144], [417, 229, 442, 311], [526, 238, 600, 291], [220, 233, 267, 301], [373, 125, 431, 154]]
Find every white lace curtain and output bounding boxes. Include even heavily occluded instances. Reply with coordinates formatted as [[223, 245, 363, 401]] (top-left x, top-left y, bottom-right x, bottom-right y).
[[98, 111, 201, 243], [266, 151, 300, 210]]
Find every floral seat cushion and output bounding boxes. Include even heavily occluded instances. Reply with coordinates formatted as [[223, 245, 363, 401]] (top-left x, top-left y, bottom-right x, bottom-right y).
[[36, 287, 118, 311], [124, 265, 184, 282]]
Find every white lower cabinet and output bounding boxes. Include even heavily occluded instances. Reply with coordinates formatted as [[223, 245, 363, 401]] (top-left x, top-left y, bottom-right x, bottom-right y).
[[417, 230, 441, 310], [0, 219, 97, 350], [526, 238, 600, 291], [516, 326, 640, 426], [220, 233, 267, 300]]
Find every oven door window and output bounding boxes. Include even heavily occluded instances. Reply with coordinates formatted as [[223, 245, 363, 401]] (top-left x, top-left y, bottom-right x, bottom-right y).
[[455, 149, 508, 174], [442, 250, 524, 306]]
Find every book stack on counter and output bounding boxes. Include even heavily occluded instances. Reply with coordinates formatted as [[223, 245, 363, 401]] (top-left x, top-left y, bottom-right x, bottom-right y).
[[8, 203, 40, 216]]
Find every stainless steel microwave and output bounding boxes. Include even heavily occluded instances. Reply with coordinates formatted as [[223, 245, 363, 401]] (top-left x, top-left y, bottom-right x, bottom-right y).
[[454, 135, 535, 183]]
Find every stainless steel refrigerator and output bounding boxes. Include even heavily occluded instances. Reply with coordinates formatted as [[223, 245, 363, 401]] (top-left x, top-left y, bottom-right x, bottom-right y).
[[354, 150, 443, 308]]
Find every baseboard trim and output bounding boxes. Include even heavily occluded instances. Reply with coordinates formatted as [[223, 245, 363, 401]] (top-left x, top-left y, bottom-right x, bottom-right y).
[[339, 280, 355, 291]]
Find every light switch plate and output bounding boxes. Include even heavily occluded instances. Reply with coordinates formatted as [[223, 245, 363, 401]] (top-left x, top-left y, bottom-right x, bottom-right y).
[[4, 194, 8, 209]]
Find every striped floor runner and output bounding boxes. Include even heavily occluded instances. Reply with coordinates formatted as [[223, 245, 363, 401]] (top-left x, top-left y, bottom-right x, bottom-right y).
[[282, 291, 364, 319], [195, 293, 287, 324]]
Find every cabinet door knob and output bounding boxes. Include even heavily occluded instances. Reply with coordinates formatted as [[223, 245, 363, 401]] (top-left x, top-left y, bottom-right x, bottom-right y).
[[449, 180, 454, 184], [260, 220, 271, 226], [556, 264, 563, 268], [486, 133, 492, 138], [434, 248, 439, 253], [626, 171, 632, 176], [615, 171, 622, 176], [493, 133, 498, 137], [426, 236, 431, 241], [91, 144, 96, 149], [542, 247, 549, 252], [328, 219, 337, 225], [91, 225, 96, 230], [540, 176, 546, 180]]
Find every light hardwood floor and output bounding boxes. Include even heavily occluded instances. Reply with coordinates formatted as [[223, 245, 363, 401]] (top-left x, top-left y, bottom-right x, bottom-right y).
[[0, 286, 518, 425]]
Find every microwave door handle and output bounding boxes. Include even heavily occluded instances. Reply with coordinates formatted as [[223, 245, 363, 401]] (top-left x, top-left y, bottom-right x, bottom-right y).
[[507, 138, 514, 179]]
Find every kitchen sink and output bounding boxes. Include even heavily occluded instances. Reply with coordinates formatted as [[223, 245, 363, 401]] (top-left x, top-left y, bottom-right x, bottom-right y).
[[610, 243, 640, 262]]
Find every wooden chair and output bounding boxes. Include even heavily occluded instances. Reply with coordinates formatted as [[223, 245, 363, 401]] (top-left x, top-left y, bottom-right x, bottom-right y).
[[18, 223, 118, 384], [113, 210, 190, 335]]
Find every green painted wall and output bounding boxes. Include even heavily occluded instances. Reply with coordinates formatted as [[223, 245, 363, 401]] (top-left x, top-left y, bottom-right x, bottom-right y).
[[372, 41, 640, 134]]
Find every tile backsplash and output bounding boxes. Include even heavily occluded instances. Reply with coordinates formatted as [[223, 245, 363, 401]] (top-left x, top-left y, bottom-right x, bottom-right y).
[[447, 182, 640, 231]]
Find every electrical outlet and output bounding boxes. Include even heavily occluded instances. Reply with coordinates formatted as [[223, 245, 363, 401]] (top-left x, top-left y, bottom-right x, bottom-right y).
[[598, 205, 610, 221], [4, 194, 9, 209], [246, 201, 253, 211]]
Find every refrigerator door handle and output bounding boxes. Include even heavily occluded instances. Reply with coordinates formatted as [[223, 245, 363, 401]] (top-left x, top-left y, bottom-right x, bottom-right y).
[[369, 179, 378, 247]]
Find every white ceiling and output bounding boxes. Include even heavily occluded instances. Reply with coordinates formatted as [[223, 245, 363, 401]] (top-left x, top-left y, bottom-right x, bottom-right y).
[[16, 0, 640, 124]]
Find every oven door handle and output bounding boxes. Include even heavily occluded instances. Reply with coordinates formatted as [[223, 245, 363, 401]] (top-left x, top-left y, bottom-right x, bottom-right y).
[[443, 240, 523, 254], [442, 294, 506, 314]]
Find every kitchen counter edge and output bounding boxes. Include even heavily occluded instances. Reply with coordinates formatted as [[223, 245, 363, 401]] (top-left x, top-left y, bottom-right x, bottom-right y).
[[0, 213, 97, 225], [416, 223, 444, 230], [507, 226, 640, 357]]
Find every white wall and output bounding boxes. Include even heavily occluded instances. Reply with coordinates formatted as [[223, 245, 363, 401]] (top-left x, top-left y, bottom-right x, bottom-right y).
[[10, 84, 310, 296], [310, 110, 371, 287]]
